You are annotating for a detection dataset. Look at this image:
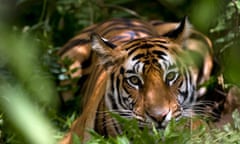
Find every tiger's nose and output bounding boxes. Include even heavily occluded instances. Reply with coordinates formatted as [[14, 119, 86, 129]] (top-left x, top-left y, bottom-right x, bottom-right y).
[[147, 108, 169, 122]]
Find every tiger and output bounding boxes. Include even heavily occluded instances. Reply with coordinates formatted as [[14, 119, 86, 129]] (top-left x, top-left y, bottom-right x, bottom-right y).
[[58, 18, 217, 144]]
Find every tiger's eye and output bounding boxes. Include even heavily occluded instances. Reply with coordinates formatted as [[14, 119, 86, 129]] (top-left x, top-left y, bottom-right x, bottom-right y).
[[166, 71, 177, 81], [129, 76, 141, 86]]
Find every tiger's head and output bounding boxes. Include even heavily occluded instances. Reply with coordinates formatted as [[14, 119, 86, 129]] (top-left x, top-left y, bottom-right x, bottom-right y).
[[91, 18, 199, 129]]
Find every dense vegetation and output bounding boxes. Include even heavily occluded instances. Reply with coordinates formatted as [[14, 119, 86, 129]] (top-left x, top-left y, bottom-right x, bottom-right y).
[[0, 0, 240, 143]]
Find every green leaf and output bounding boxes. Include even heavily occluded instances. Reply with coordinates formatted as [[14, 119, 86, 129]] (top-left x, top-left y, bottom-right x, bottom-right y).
[[72, 133, 82, 144]]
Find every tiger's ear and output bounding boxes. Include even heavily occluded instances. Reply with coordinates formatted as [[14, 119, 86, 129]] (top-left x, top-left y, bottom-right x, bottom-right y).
[[163, 17, 191, 43], [91, 33, 126, 69]]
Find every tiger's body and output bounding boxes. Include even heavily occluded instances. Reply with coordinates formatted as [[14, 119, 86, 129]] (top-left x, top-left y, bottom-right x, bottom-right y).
[[59, 18, 215, 143]]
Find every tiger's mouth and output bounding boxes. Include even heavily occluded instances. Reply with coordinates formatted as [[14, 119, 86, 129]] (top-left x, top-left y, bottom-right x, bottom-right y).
[[133, 110, 178, 130], [132, 110, 207, 131]]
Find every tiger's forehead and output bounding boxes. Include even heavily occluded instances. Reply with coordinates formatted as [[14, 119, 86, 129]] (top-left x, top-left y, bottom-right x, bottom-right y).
[[122, 37, 180, 73]]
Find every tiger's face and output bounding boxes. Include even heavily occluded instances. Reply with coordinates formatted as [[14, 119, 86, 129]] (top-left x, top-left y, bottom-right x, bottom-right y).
[[91, 19, 196, 129], [119, 38, 194, 128]]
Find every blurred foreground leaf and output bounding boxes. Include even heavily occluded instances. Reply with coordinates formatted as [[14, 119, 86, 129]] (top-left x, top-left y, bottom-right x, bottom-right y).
[[0, 24, 58, 143], [0, 85, 56, 144], [0, 24, 58, 106]]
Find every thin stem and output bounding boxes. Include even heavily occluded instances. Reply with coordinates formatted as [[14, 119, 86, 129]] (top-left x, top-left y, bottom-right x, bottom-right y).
[[39, 0, 47, 23]]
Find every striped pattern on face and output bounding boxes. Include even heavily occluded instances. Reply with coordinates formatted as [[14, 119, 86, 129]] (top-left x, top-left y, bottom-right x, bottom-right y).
[[103, 37, 196, 130]]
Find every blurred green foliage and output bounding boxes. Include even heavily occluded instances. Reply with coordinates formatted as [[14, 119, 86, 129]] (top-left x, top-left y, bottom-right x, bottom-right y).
[[0, 23, 58, 143], [210, 0, 240, 87], [0, 0, 239, 143]]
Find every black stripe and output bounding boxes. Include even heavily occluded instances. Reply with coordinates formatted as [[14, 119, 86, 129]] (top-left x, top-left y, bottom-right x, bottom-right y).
[[189, 90, 195, 103], [120, 67, 125, 74], [155, 44, 168, 50], [110, 73, 115, 92], [102, 103, 108, 136], [179, 90, 188, 101], [128, 43, 158, 56], [152, 59, 161, 69], [108, 93, 118, 110], [111, 35, 128, 42], [163, 18, 185, 39], [134, 63, 140, 73], [112, 117, 121, 135], [116, 78, 127, 109], [103, 39, 116, 49], [187, 69, 192, 89], [152, 50, 167, 60], [128, 46, 141, 56], [150, 40, 168, 44], [116, 76, 127, 109], [143, 60, 150, 65], [126, 70, 136, 74], [141, 44, 154, 48], [102, 27, 128, 36], [185, 70, 192, 102], [93, 20, 122, 33], [75, 74, 89, 96], [125, 42, 141, 50], [133, 28, 153, 35], [142, 63, 147, 73], [132, 53, 145, 61], [59, 39, 90, 55], [81, 53, 92, 69], [123, 84, 130, 95]]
